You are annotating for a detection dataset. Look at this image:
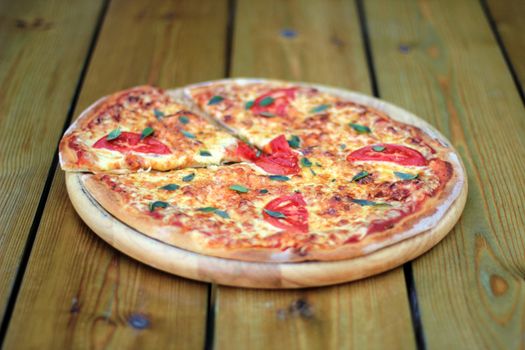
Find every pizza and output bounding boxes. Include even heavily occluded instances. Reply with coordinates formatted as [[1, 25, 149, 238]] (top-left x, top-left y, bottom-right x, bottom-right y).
[[60, 79, 465, 263]]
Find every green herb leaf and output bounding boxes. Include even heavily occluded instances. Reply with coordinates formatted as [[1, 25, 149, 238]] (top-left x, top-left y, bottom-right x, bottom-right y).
[[287, 135, 301, 149], [182, 173, 195, 182], [315, 162, 323, 167], [154, 109, 164, 119], [107, 128, 121, 141], [245, 100, 254, 109], [301, 157, 312, 167], [372, 145, 385, 152], [394, 171, 419, 180], [351, 199, 390, 207], [349, 123, 371, 134], [259, 96, 275, 107], [178, 115, 190, 124], [197, 207, 229, 219], [214, 210, 230, 219], [339, 143, 347, 150], [268, 175, 290, 181], [160, 184, 180, 191], [351, 171, 369, 182], [310, 168, 317, 176], [181, 130, 196, 139], [199, 150, 212, 156], [259, 189, 269, 194], [310, 104, 330, 114], [208, 95, 224, 105], [229, 184, 249, 193], [197, 207, 217, 212], [256, 149, 262, 157], [258, 111, 275, 118], [263, 209, 286, 218], [149, 201, 168, 211], [140, 127, 154, 139]]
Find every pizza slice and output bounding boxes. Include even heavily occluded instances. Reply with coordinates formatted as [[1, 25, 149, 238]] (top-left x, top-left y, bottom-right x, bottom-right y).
[[80, 149, 459, 262], [59, 86, 242, 173]]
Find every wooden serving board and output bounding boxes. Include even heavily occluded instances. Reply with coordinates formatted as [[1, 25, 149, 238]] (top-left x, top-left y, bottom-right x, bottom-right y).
[[64, 81, 467, 289]]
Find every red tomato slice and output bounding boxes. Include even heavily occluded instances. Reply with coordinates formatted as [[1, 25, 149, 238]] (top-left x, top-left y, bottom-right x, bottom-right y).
[[93, 132, 171, 154], [235, 141, 258, 161], [263, 193, 309, 233], [347, 144, 427, 166], [250, 88, 298, 117], [235, 136, 300, 175]]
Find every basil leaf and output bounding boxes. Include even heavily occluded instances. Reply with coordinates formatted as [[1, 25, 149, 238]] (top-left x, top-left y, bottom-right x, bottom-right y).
[[256, 149, 262, 157], [339, 143, 347, 150], [149, 201, 168, 211], [351, 199, 390, 207], [259, 111, 275, 118], [245, 100, 254, 109], [259, 189, 269, 194], [178, 115, 190, 124], [181, 130, 196, 139], [107, 128, 121, 141], [310, 104, 330, 114], [199, 150, 212, 156], [349, 123, 371, 134], [259, 96, 274, 107], [372, 145, 385, 152], [154, 109, 164, 119], [287, 135, 301, 149], [197, 207, 217, 212], [394, 171, 419, 180], [310, 168, 317, 176], [197, 207, 229, 219], [214, 210, 230, 219], [301, 157, 312, 167], [208, 95, 224, 105], [182, 173, 195, 182], [160, 184, 180, 191], [140, 127, 154, 139], [268, 175, 290, 181], [263, 209, 286, 218], [351, 171, 369, 182], [229, 184, 249, 193]]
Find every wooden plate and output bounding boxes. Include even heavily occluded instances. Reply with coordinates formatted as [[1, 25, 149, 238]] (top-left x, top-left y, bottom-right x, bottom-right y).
[[65, 80, 468, 289]]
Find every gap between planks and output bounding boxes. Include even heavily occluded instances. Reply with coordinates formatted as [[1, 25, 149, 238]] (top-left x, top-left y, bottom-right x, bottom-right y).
[[0, 0, 111, 345], [479, 0, 524, 104]]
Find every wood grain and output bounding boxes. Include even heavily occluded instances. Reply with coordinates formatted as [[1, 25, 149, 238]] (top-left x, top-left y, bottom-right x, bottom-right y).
[[486, 0, 525, 88], [3, 0, 229, 348], [0, 0, 105, 320], [365, 0, 525, 348], [214, 0, 416, 348]]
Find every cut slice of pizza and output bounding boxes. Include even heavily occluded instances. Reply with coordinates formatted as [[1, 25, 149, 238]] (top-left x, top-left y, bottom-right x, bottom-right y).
[[80, 149, 460, 262], [59, 86, 242, 173], [184, 79, 447, 176]]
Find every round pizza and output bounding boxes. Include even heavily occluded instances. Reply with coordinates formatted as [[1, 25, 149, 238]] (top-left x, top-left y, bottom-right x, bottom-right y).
[[60, 78, 466, 263]]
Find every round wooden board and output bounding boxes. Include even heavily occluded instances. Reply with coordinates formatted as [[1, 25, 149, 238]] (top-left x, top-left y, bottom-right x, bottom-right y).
[[65, 80, 468, 289]]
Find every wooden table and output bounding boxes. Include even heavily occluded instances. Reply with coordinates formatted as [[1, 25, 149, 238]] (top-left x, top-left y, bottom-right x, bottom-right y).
[[0, 0, 523, 348]]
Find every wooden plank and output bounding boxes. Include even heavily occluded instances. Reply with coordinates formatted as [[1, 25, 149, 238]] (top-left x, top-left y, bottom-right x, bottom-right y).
[[486, 0, 525, 89], [213, 1, 416, 349], [3, 0, 228, 348], [365, 0, 525, 348], [0, 0, 105, 320]]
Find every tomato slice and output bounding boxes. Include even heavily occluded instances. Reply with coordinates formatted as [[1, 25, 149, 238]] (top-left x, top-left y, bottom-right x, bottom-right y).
[[250, 87, 298, 117], [347, 144, 427, 166], [235, 135, 300, 175], [93, 132, 171, 154], [263, 193, 309, 233]]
